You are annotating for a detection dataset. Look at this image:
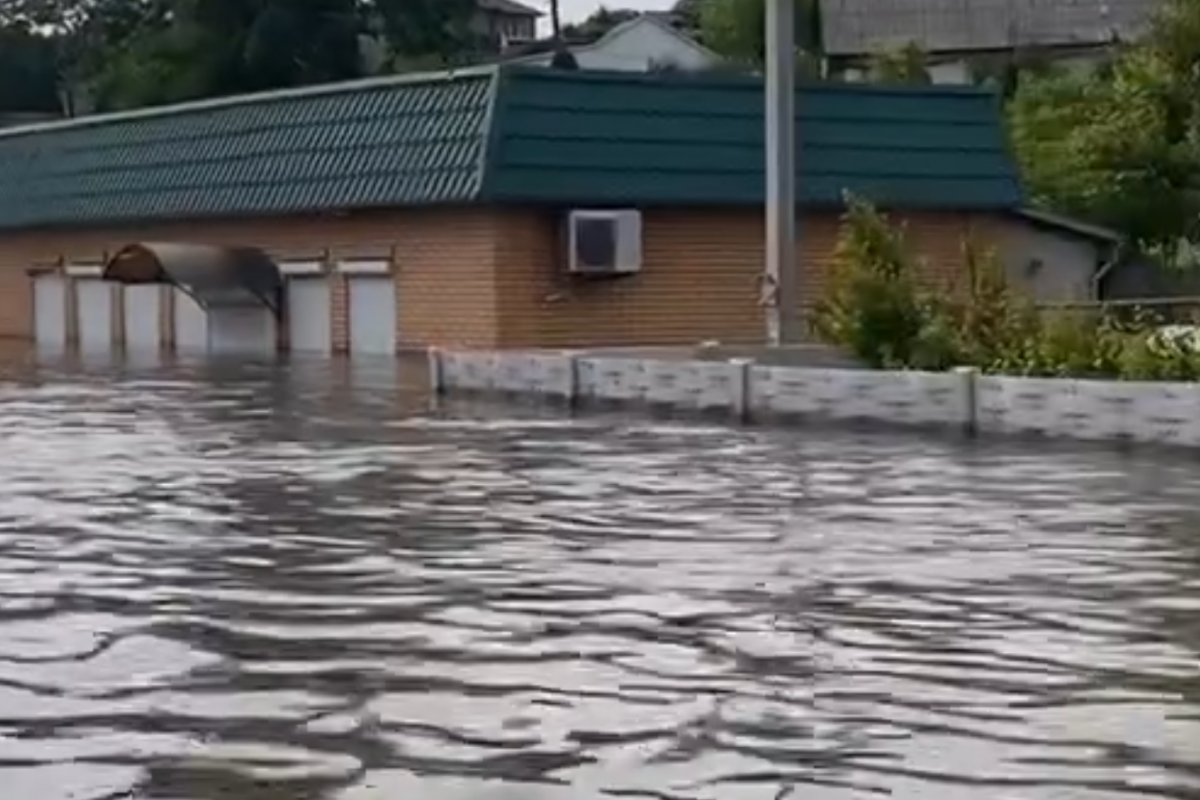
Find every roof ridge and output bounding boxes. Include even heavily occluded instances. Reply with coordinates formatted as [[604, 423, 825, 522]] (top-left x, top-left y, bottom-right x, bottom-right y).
[[0, 64, 500, 142], [483, 67, 1022, 210], [499, 65, 998, 97]]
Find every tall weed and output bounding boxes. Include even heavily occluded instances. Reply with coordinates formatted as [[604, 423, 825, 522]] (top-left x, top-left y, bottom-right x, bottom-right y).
[[812, 195, 1200, 381]]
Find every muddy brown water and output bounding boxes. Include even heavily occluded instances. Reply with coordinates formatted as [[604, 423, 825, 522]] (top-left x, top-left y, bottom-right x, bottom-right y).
[[2, 352, 1200, 799]]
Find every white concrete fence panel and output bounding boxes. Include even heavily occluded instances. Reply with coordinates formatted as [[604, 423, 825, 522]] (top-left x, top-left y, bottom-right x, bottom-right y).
[[429, 349, 1200, 449]]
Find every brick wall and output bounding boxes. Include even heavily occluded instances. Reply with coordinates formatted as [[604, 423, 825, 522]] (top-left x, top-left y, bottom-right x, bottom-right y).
[[491, 209, 767, 348], [492, 208, 981, 348], [0, 209, 502, 347], [0, 206, 989, 349]]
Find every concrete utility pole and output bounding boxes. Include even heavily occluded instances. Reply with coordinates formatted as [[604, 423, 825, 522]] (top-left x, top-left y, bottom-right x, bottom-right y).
[[764, 0, 801, 345]]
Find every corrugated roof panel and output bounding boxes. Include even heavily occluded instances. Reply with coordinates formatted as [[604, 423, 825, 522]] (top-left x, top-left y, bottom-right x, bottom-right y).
[[481, 67, 1023, 209], [0, 65, 1025, 230], [0, 69, 498, 230]]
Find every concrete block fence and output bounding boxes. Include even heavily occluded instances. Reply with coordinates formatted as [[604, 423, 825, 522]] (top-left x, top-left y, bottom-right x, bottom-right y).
[[428, 349, 1200, 448]]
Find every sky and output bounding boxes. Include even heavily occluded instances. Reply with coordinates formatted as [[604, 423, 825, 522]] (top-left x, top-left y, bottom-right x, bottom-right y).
[[555, 0, 675, 23]]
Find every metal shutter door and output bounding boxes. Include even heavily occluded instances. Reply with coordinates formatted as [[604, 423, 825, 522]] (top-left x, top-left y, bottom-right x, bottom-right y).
[[347, 276, 396, 356], [76, 279, 112, 354], [33, 273, 66, 351], [174, 289, 208, 353], [287, 278, 331, 353], [209, 307, 276, 355], [122, 284, 161, 352]]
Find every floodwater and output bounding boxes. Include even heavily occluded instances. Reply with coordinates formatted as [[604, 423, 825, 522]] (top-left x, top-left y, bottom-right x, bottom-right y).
[[1, 353, 1200, 800]]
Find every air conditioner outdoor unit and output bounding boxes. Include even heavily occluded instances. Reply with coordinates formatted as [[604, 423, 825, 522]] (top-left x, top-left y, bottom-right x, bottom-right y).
[[566, 209, 643, 276]]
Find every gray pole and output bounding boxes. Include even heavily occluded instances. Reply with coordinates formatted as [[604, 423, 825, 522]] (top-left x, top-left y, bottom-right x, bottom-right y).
[[764, 0, 800, 345]]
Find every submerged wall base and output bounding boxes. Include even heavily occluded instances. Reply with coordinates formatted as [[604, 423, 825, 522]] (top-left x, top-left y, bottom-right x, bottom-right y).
[[428, 349, 1200, 449]]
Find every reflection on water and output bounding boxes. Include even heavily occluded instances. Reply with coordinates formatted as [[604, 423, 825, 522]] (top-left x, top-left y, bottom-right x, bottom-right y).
[[1, 353, 1199, 799]]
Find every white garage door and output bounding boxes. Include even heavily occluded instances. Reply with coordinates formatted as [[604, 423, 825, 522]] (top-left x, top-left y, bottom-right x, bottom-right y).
[[209, 308, 276, 355], [76, 279, 112, 354], [32, 273, 66, 351], [174, 289, 208, 353], [122, 284, 161, 353], [347, 276, 396, 356], [287, 278, 331, 353]]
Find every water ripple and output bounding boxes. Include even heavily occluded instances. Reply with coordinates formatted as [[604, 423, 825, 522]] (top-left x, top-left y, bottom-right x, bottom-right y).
[[0, 357, 1198, 799]]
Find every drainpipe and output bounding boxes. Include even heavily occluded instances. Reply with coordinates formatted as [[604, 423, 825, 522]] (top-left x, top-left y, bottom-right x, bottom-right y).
[[1091, 241, 1125, 302]]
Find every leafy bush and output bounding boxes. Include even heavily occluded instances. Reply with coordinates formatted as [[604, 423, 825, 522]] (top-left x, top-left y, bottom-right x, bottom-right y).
[[812, 195, 1200, 381], [1005, 0, 1200, 258], [811, 196, 958, 370], [948, 236, 1042, 372], [1119, 323, 1200, 380]]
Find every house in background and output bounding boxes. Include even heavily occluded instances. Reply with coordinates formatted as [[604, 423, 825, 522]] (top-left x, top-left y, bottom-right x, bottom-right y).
[[822, 0, 1161, 84], [475, 0, 541, 49], [0, 66, 1111, 356], [501, 12, 721, 72], [993, 209, 1122, 303]]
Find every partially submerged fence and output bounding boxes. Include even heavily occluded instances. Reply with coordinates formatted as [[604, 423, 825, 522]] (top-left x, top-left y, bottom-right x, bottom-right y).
[[428, 348, 1200, 449]]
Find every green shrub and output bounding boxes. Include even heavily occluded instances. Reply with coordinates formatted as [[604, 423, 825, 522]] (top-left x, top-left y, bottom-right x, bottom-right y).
[[1119, 324, 1200, 380], [811, 195, 958, 370], [812, 195, 1200, 382], [947, 237, 1042, 371], [1023, 312, 1123, 377]]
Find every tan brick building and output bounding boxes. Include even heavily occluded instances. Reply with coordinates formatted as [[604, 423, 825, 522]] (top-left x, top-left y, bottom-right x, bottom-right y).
[[0, 65, 1032, 355]]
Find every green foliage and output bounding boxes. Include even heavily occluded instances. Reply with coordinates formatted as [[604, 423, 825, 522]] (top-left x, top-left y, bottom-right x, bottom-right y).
[[1006, 0, 1200, 259], [947, 237, 1040, 372], [373, 0, 482, 67], [670, 0, 705, 32], [0, 0, 485, 114], [0, 22, 58, 113], [867, 43, 931, 85], [814, 196, 1200, 381], [811, 196, 957, 370], [696, 0, 824, 74]]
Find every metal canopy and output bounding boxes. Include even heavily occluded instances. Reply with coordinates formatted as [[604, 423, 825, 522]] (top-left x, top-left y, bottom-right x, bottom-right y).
[[102, 242, 283, 315]]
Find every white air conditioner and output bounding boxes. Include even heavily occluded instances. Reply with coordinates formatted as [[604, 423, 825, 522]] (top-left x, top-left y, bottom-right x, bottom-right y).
[[566, 209, 643, 276]]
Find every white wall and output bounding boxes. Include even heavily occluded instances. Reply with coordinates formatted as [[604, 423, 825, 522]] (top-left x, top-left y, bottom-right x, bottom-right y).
[[525, 19, 719, 72], [991, 218, 1103, 303], [434, 351, 1200, 450], [927, 60, 971, 83]]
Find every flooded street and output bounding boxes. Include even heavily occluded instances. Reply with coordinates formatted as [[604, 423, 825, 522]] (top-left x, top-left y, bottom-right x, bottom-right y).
[[1, 355, 1200, 799]]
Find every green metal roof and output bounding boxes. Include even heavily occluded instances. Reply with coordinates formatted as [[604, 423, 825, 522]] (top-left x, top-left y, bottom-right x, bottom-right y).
[[0, 65, 1023, 231], [483, 68, 1023, 209], [0, 68, 496, 230]]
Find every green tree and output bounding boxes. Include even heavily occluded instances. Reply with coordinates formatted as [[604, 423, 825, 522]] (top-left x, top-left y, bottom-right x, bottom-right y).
[[0, 0, 515, 113], [86, 0, 365, 110], [1, 0, 106, 113], [0, 21, 59, 113], [1007, 0, 1200, 258], [671, 0, 704, 32], [242, 0, 364, 91], [371, 0, 480, 68], [697, 0, 824, 73]]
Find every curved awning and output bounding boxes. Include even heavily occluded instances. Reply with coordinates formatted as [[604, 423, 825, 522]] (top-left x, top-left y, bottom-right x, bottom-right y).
[[102, 242, 283, 315]]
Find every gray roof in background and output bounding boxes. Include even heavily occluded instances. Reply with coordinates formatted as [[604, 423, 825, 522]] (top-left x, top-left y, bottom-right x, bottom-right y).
[[822, 0, 1162, 56], [477, 0, 542, 17]]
